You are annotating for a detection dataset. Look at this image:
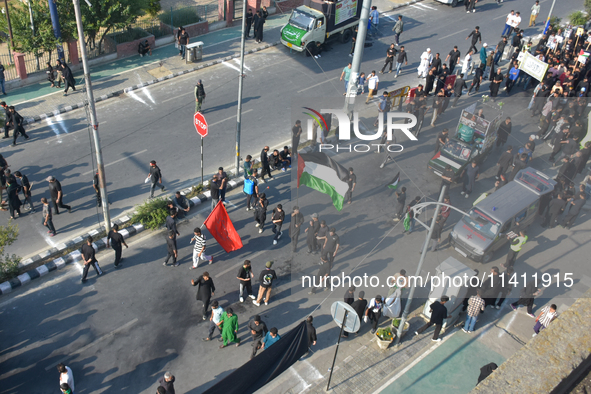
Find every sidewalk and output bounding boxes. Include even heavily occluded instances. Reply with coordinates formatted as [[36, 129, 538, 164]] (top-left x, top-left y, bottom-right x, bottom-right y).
[[9, 12, 290, 123]]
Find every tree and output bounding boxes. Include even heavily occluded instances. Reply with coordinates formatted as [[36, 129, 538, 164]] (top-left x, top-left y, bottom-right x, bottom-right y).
[[146, 0, 161, 18], [5, 0, 58, 70], [81, 0, 148, 54], [0, 223, 20, 283]]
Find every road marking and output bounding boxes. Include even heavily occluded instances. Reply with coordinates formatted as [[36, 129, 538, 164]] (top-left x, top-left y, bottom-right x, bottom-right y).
[[409, 4, 424, 10], [382, 13, 396, 21], [82, 149, 148, 175], [438, 28, 468, 40], [494, 13, 509, 20], [415, 2, 436, 9], [45, 318, 139, 371], [233, 58, 252, 71], [297, 77, 338, 93], [162, 91, 193, 104], [209, 109, 253, 127], [498, 311, 518, 338], [215, 249, 265, 278]]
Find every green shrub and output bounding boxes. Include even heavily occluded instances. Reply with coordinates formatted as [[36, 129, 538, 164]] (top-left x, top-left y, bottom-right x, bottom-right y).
[[158, 7, 200, 27], [186, 184, 204, 199], [0, 223, 21, 282], [131, 197, 170, 230], [570, 11, 588, 26], [109, 27, 150, 44]]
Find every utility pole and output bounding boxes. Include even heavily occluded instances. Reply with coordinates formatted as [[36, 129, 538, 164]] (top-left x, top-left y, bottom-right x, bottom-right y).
[[73, 0, 111, 234], [394, 186, 447, 346], [27, 0, 35, 35], [344, 0, 372, 115], [3, 0, 14, 51], [235, 0, 247, 178], [543, 0, 556, 35]]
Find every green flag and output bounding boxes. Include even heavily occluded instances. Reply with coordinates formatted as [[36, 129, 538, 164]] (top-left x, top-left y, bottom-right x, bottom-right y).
[[403, 213, 411, 232], [387, 172, 401, 189]]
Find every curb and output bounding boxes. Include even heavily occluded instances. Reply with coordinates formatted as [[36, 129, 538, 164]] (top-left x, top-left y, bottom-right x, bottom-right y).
[[21, 41, 281, 126]]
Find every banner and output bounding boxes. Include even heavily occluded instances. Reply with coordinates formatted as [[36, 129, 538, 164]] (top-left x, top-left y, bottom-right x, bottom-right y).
[[202, 321, 309, 394], [203, 202, 243, 253], [518, 52, 549, 81]]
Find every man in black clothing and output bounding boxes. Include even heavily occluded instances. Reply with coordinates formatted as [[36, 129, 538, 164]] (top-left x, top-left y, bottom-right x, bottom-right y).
[[445, 46, 461, 75], [541, 193, 565, 228], [393, 187, 407, 221], [322, 227, 340, 266], [9, 106, 29, 146], [248, 315, 268, 359], [561, 193, 586, 228], [166, 209, 180, 239], [496, 145, 513, 179], [107, 224, 128, 268], [493, 37, 508, 65], [210, 174, 221, 212], [434, 128, 449, 154], [163, 230, 178, 267], [481, 266, 501, 307], [254, 261, 277, 306], [237, 260, 255, 302], [440, 165, 455, 194], [305, 213, 320, 253], [421, 215, 443, 252], [465, 26, 482, 55], [271, 204, 285, 245], [496, 117, 512, 148], [260, 146, 273, 182], [468, 65, 484, 94], [292, 120, 302, 155], [14, 171, 34, 212], [451, 74, 467, 107], [290, 206, 305, 252], [179, 28, 189, 59], [47, 176, 72, 214], [148, 160, 166, 198], [548, 127, 569, 163], [245, 9, 253, 38], [350, 291, 367, 334], [254, 10, 265, 43], [415, 295, 451, 341], [431, 53, 442, 74], [557, 157, 576, 183], [1, 101, 12, 139], [93, 171, 102, 207], [394, 46, 408, 77], [306, 316, 317, 353], [81, 236, 103, 283], [508, 153, 527, 181], [158, 372, 176, 394], [345, 167, 356, 204], [381, 44, 397, 74], [195, 79, 206, 113]]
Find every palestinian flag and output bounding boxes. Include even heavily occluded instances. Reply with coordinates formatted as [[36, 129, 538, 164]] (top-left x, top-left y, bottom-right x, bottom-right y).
[[387, 172, 401, 190], [297, 153, 349, 211]]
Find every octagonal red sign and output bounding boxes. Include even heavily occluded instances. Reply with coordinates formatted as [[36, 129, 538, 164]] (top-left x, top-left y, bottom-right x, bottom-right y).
[[194, 112, 208, 137]]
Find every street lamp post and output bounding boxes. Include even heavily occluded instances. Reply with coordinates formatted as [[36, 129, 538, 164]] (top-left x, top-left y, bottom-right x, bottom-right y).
[[543, 0, 556, 35], [235, 0, 247, 178], [72, 0, 111, 234], [344, 0, 372, 115], [2, 0, 14, 54], [393, 186, 449, 346]]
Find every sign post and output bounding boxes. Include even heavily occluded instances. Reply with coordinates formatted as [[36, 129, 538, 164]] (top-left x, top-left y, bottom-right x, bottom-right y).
[[327, 301, 362, 391], [194, 112, 209, 188]]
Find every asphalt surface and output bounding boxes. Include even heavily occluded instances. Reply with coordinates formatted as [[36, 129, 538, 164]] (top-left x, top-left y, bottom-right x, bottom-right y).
[[0, 0, 587, 393]]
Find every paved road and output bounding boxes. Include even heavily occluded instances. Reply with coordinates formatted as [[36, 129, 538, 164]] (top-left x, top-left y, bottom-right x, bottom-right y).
[[0, 0, 587, 393]]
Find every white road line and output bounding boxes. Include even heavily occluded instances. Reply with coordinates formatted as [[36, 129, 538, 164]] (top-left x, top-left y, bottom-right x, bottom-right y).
[[209, 109, 253, 127], [45, 318, 139, 371], [409, 4, 424, 10], [297, 77, 338, 93], [233, 58, 252, 71], [162, 91, 193, 104], [222, 60, 242, 73], [494, 13, 509, 20], [82, 149, 148, 175], [215, 249, 265, 278], [498, 311, 518, 338], [438, 28, 468, 40], [415, 2, 437, 9]]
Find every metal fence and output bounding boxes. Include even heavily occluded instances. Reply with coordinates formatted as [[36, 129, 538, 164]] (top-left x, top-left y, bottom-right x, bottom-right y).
[[0, 45, 73, 82]]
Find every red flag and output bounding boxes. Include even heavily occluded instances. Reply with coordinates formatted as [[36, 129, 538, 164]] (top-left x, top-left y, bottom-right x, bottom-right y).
[[204, 202, 243, 253]]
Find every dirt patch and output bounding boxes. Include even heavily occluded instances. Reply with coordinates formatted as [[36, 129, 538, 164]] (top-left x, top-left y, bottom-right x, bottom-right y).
[[147, 66, 174, 79]]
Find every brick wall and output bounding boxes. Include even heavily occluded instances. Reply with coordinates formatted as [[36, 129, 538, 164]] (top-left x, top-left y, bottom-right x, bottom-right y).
[[184, 20, 209, 38], [471, 288, 591, 393], [116, 36, 156, 58]]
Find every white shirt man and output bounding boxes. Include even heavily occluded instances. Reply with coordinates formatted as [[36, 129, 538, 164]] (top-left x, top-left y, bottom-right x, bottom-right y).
[[418, 49, 433, 77], [510, 12, 521, 29], [461, 52, 473, 75], [59, 365, 75, 393], [368, 73, 379, 91]]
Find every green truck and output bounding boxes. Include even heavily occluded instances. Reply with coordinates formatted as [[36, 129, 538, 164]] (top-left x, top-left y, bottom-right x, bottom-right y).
[[280, 0, 364, 54]]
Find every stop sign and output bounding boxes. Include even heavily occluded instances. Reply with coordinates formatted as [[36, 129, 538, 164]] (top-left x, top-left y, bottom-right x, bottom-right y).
[[194, 112, 208, 137]]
